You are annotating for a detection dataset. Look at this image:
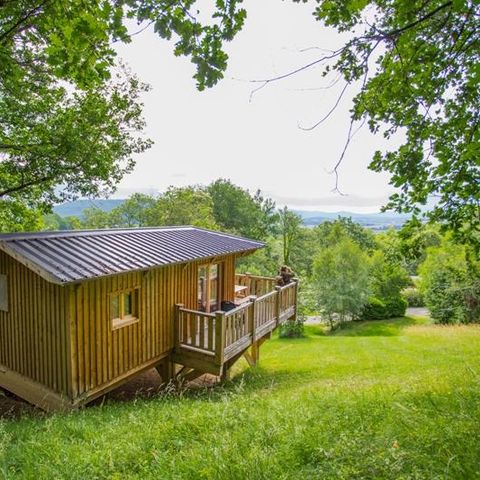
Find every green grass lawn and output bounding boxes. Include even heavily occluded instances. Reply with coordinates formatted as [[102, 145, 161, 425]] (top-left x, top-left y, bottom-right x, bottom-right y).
[[1, 317, 480, 479]]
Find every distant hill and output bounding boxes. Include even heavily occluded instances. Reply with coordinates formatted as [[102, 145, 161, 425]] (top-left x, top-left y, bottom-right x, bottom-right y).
[[295, 210, 411, 231], [53, 200, 410, 230], [53, 199, 124, 218]]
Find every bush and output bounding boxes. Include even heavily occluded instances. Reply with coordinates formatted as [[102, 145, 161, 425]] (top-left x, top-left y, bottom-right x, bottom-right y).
[[361, 296, 407, 320], [403, 287, 424, 307], [279, 316, 305, 338], [384, 296, 408, 317], [361, 297, 387, 320], [419, 242, 480, 324], [364, 250, 409, 320]]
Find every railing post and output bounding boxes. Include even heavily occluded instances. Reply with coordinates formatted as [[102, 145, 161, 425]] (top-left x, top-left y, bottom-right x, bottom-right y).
[[293, 278, 299, 321], [249, 295, 257, 342], [275, 286, 282, 325], [174, 304, 184, 351], [215, 310, 226, 365], [245, 272, 252, 296]]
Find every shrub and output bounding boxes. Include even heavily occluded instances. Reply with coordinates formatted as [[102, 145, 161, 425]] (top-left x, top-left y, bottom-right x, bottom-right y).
[[419, 242, 480, 324], [363, 251, 410, 320], [279, 316, 305, 338], [369, 251, 410, 299], [384, 296, 408, 317], [361, 296, 407, 320], [403, 287, 424, 307], [361, 297, 387, 320]]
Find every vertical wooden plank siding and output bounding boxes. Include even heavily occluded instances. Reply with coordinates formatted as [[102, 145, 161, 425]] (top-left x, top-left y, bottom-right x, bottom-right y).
[[0, 251, 69, 396], [68, 255, 237, 400], [0, 250, 237, 403]]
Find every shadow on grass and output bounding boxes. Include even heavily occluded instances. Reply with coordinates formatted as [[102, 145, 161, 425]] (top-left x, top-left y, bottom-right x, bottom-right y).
[[330, 317, 420, 337]]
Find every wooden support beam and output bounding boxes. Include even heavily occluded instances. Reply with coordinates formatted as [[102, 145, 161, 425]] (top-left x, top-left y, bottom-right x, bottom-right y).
[[243, 351, 256, 367], [258, 335, 270, 347], [174, 365, 190, 379], [220, 348, 248, 382], [220, 364, 231, 382], [155, 358, 175, 384], [251, 340, 260, 365], [181, 369, 205, 383]]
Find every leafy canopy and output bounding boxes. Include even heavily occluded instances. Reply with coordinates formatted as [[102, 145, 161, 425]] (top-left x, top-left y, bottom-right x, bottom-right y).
[[141, 0, 478, 247], [298, 0, 479, 247], [207, 179, 277, 240], [313, 216, 377, 251], [0, 0, 246, 230], [4, 1, 477, 244]]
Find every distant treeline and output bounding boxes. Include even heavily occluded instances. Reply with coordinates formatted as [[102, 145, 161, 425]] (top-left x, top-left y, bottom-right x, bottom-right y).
[[41, 180, 480, 327]]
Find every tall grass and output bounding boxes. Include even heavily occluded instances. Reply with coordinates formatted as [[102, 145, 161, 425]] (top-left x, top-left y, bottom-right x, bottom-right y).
[[1, 318, 480, 479]]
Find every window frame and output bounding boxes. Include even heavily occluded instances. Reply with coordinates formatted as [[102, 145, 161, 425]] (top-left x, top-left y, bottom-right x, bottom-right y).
[[109, 287, 140, 330], [197, 262, 222, 313]]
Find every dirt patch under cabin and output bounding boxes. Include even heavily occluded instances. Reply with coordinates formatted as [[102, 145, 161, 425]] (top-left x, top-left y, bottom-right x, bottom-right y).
[[0, 369, 216, 418]]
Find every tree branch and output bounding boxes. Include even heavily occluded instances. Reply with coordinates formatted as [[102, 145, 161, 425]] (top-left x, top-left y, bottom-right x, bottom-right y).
[[250, 48, 346, 85], [0, 0, 49, 44], [373, 1, 453, 40], [298, 81, 350, 131]]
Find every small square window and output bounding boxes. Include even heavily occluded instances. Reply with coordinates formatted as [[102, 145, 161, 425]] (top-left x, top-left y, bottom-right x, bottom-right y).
[[0, 275, 7, 312], [124, 291, 133, 316], [110, 288, 139, 329]]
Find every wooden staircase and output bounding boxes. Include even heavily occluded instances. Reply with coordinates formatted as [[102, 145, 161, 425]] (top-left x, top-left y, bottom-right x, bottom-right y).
[[171, 280, 298, 382]]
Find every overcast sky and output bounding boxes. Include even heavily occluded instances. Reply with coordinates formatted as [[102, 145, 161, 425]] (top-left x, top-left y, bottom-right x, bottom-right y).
[[113, 0, 400, 212]]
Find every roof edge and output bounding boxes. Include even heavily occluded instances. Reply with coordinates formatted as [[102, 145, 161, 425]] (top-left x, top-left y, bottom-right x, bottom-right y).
[[0, 225, 195, 242], [0, 226, 266, 247], [0, 241, 64, 285]]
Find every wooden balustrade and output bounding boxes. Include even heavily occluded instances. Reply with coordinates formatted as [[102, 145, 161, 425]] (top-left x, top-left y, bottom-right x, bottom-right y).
[[253, 290, 277, 339], [175, 305, 217, 356], [235, 273, 277, 297], [224, 304, 252, 348], [278, 282, 297, 321], [174, 277, 299, 372]]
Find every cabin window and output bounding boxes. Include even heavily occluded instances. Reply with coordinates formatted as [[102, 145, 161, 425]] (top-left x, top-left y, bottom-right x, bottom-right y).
[[197, 263, 220, 312], [0, 275, 7, 312], [110, 288, 139, 330]]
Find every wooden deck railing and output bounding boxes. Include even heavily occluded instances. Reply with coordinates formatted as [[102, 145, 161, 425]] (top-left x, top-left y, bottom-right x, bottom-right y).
[[279, 282, 296, 320], [234, 273, 277, 297], [174, 279, 298, 371], [174, 307, 217, 357]]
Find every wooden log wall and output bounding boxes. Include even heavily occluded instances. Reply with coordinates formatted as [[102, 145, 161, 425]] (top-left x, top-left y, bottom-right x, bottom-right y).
[[0, 251, 70, 396], [68, 255, 237, 400]]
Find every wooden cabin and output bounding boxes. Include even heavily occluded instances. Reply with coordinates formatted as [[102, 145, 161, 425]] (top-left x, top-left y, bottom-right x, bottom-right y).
[[0, 227, 298, 410]]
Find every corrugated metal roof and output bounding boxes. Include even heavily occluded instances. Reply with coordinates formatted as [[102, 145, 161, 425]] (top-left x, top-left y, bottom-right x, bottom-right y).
[[0, 227, 264, 285]]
